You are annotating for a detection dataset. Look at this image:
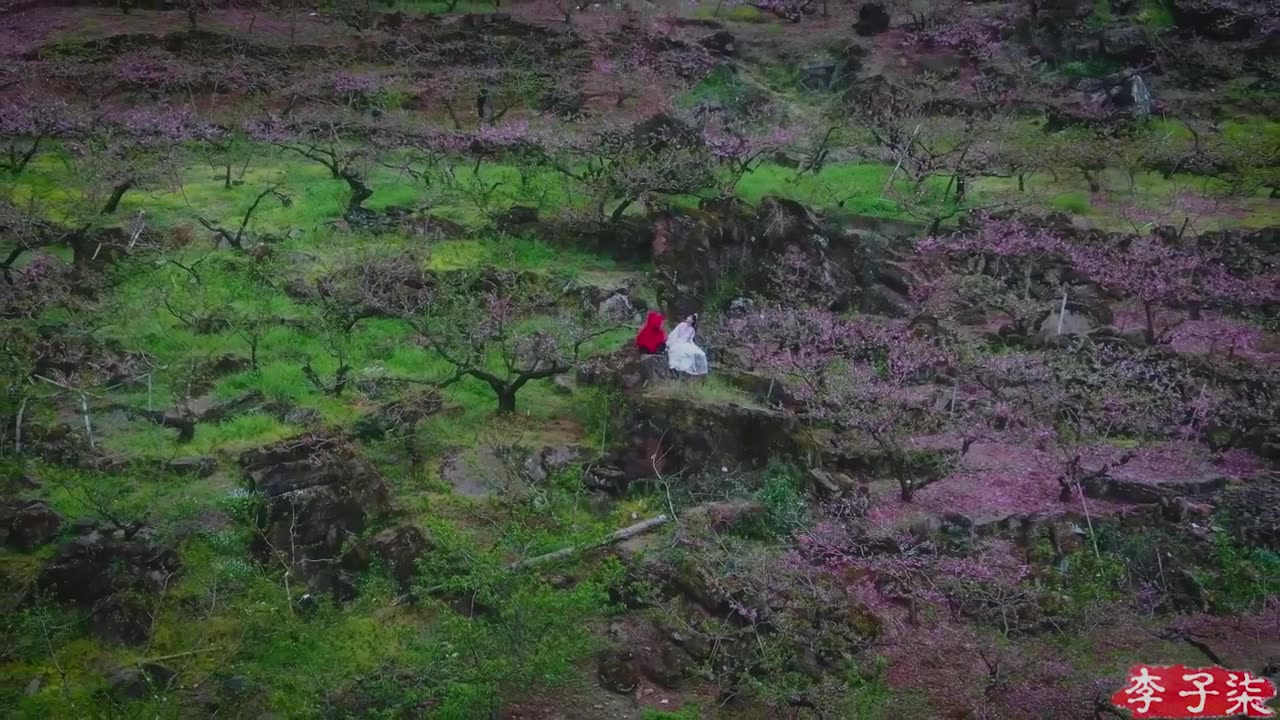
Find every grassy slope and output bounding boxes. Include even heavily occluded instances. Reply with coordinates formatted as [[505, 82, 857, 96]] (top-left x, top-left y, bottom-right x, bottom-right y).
[[3, 7, 1279, 718]]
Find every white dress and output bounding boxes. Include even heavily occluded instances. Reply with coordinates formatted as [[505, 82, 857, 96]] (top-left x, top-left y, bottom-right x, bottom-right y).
[[667, 322, 709, 375]]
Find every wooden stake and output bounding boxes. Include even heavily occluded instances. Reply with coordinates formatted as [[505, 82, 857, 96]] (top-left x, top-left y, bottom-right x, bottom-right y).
[[882, 124, 922, 197], [15, 395, 27, 454], [80, 392, 94, 449], [1056, 290, 1068, 336]]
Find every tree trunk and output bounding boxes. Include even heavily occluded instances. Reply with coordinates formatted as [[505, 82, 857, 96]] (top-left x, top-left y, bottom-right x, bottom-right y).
[[224, 164, 233, 189], [1081, 168, 1100, 193], [1143, 302, 1157, 344], [342, 172, 373, 213], [101, 179, 135, 215], [330, 365, 351, 397], [610, 196, 635, 223], [496, 387, 517, 414], [1017, 173, 1025, 192]]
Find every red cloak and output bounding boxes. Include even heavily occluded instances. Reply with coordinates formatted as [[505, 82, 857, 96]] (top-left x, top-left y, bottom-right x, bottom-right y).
[[636, 311, 666, 354]]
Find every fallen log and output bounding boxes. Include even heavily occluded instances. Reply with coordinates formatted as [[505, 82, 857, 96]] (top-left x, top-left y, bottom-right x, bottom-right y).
[[400, 514, 670, 604], [514, 513, 670, 570]]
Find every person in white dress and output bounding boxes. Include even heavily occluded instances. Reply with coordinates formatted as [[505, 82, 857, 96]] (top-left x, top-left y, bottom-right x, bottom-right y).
[[667, 314, 709, 376]]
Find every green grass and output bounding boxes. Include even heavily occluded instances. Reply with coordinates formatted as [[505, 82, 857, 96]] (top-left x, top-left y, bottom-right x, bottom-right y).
[[382, 0, 497, 14], [644, 707, 703, 720], [646, 376, 763, 409], [2, 144, 584, 240], [973, 167, 1278, 232], [678, 65, 753, 112], [427, 235, 618, 275], [690, 4, 772, 22], [1086, 0, 1115, 27], [1059, 58, 1122, 80], [1137, 0, 1175, 28], [737, 162, 919, 217], [1050, 192, 1091, 214]]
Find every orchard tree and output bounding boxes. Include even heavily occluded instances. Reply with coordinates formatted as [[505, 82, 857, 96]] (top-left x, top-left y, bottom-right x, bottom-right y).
[[195, 120, 254, 190], [541, 117, 718, 222], [285, 69, 391, 113], [909, 12, 1007, 61], [410, 36, 563, 130], [701, 115, 802, 194], [247, 111, 376, 215], [71, 107, 198, 217], [914, 213, 1065, 330], [848, 79, 1014, 230], [0, 202, 77, 277], [184, 0, 210, 30], [354, 256, 617, 413], [0, 95, 84, 177], [429, 286, 615, 413], [191, 178, 291, 250], [111, 50, 192, 97], [1069, 234, 1248, 343], [722, 307, 989, 502]]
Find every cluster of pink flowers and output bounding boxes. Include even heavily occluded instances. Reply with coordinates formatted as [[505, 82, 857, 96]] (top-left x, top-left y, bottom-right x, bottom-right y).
[[112, 51, 198, 89], [0, 252, 74, 319], [288, 70, 386, 106], [909, 15, 1006, 61], [701, 118, 800, 167], [916, 213, 1063, 263], [0, 94, 86, 138]]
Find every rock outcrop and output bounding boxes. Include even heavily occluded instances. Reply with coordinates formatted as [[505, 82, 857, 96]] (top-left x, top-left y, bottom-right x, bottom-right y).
[[649, 196, 904, 319], [342, 524, 432, 589], [241, 432, 391, 597], [1086, 71, 1153, 117], [36, 527, 181, 645], [1, 499, 62, 551], [855, 3, 891, 35], [620, 392, 807, 474]]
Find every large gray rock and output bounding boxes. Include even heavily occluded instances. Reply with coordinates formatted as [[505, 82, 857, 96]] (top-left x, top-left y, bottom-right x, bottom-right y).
[[577, 350, 673, 392], [522, 445, 586, 484], [241, 433, 391, 591], [855, 3, 890, 35], [1169, 0, 1258, 40], [651, 197, 895, 318], [2, 500, 62, 551], [1087, 72, 1153, 117], [439, 447, 519, 499], [1099, 26, 1153, 62], [36, 531, 181, 645], [598, 293, 635, 322], [343, 524, 432, 589], [1033, 308, 1094, 346], [109, 663, 177, 701]]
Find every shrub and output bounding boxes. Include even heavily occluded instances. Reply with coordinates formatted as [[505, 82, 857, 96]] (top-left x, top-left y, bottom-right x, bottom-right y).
[[1060, 59, 1122, 79], [1198, 532, 1280, 613], [1051, 192, 1091, 213], [754, 460, 808, 537]]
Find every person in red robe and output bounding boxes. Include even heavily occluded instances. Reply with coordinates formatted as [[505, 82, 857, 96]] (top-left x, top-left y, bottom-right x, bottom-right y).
[[635, 311, 667, 354]]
